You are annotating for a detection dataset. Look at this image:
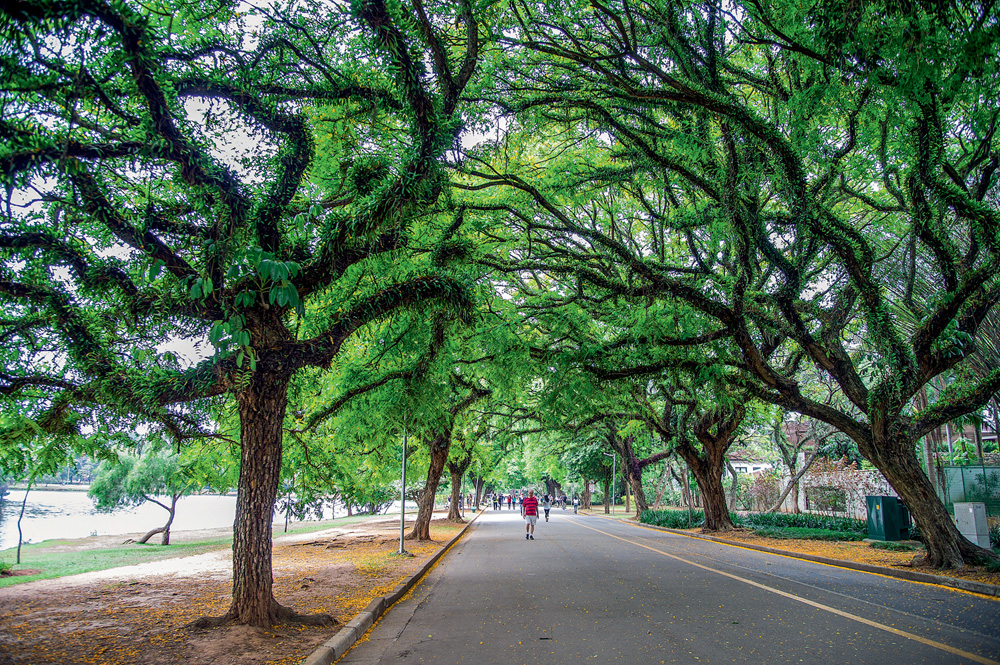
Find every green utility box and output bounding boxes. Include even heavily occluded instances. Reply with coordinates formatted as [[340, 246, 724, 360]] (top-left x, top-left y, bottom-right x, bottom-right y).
[[866, 495, 911, 541]]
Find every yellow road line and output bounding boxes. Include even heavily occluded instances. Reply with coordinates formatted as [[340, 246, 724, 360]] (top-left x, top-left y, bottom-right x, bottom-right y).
[[624, 519, 1000, 602], [576, 521, 999, 665]]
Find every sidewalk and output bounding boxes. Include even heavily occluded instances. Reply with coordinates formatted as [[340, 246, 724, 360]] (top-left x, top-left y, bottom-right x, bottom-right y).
[[579, 508, 1000, 598]]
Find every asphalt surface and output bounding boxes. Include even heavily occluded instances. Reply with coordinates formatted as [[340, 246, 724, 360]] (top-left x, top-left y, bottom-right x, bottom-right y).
[[338, 509, 1000, 665]]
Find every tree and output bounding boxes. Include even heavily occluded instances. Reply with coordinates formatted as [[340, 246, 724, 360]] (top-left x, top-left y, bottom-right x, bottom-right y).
[[1, 0, 481, 625], [89, 446, 196, 545], [470, 0, 1000, 568]]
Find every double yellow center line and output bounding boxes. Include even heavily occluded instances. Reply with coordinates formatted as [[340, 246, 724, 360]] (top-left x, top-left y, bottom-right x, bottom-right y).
[[576, 521, 998, 665]]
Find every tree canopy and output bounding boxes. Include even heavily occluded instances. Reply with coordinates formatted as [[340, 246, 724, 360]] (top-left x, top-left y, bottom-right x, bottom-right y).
[[2, 0, 999, 633]]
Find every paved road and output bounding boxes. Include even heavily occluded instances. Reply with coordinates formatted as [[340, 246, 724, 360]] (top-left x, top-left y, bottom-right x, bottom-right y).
[[340, 509, 1000, 664]]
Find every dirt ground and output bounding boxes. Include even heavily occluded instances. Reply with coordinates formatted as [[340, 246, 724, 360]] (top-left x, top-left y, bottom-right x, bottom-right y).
[[0, 515, 463, 665]]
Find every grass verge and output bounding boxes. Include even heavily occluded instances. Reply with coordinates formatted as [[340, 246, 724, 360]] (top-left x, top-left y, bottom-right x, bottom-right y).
[[0, 538, 231, 587], [0, 513, 405, 587]]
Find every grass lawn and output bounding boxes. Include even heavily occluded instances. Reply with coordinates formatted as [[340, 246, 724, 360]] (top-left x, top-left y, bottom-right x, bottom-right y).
[[0, 512, 409, 587]]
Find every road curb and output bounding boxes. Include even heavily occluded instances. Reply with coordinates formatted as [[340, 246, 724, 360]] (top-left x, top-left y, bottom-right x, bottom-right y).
[[301, 510, 482, 665], [581, 513, 1000, 598]]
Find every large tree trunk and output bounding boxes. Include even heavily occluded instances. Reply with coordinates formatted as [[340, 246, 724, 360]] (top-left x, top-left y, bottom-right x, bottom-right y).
[[229, 372, 290, 626], [186, 371, 329, 629], [446, 448, 473, 521], [874, 438, 990, 569], [447, 468, 465, 521], [582, 477, 592, 509], [685, 452, 734, 531], [407, 433, 449, 540], [602, 476, 610, 514], [625, 463, 649, 517]]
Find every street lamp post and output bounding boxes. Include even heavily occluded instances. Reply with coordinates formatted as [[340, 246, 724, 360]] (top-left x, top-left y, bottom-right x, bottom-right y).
[[603, 452, 616, 515], [399, 422, 408, 555]]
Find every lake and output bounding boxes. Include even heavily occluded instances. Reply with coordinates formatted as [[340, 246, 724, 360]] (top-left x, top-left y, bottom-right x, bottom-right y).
[[0, 489, 242, 551], [0, 489, 412, 552]]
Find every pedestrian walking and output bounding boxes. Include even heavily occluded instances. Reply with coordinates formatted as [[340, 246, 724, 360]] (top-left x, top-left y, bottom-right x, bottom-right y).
[[522, 489, 539, 540], [573, 496, 579, 514], [507, 494, 512, 510], [542, 494, 551, 522]]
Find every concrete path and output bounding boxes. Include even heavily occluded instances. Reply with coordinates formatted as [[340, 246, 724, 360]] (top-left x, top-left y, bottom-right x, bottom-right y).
[[339, 509, 1000, 664]]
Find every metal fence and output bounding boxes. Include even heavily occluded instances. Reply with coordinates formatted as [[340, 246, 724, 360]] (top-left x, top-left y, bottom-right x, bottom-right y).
[[936, 466, 1000, 517]]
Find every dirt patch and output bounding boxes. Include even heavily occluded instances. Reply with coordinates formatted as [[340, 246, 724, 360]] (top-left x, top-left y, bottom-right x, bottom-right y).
[[0, 516, 464, 665], [0, 569, 40, 578]]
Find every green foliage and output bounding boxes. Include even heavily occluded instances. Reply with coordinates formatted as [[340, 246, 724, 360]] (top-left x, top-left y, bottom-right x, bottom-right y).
[[641, 508, 869, 539], [641, 509, 706, 529], [737, 512, 867, 535], [88, 443, 197, 513], [870, 541, 919, 552]]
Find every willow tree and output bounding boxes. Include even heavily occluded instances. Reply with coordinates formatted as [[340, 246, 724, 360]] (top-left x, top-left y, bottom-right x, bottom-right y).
[[473, 0, 1000, 568], [0, 0, 481, 625]]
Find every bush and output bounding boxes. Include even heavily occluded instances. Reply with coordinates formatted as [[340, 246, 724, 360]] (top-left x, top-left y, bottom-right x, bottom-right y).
[[869, 540, 918, 551], [0, 561, 11, 576], [738, 511, 867, 534], [641, 509, 705, 529]]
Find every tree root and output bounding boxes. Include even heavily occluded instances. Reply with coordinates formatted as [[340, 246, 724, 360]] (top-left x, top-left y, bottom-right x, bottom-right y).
[[185, 603, 337, 630]]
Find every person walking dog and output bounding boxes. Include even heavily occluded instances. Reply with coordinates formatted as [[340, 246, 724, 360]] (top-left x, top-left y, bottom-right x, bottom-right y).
[[522, 490, 540, 540]]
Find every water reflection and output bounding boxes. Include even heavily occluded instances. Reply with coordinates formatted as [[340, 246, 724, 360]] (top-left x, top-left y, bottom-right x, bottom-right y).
[[0, 490, 239, 551], [0, 490, 406, 551]]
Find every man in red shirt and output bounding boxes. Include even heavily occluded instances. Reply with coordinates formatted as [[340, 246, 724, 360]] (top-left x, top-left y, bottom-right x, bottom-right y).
[[521, 489, 540, 540]]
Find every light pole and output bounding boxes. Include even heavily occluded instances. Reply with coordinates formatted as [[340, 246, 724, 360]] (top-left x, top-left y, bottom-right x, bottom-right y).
[[399, 421, 408, 555], [603, 452, 616, 515]]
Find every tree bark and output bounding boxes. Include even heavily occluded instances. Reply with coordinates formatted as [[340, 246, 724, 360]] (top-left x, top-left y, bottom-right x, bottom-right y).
[[582, 476, 592, 509], [190, 368, 329, 629], [220, 371, 291, 626], [407, 433, 450, 540], [137, 526, 166, 544], [625, 464, 648, 517], [684, 451, 733, 531], [602, 476, 610, 514], [672, 407, 744, 531], [16, 480, 31, 565], [875, 438, 991, 568]]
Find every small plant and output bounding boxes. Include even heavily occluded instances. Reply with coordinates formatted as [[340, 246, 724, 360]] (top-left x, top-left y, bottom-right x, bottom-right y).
[[869, 541, 918, 551], [0, 561, 12, 576]]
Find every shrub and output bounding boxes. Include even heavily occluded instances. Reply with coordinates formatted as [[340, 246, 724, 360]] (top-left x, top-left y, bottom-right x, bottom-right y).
[[641, 509, 705, 529], [869, 541, 918, 551], [738, 511, 866, 534], [0, 561, 11, 576]]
